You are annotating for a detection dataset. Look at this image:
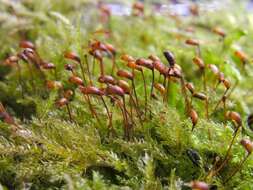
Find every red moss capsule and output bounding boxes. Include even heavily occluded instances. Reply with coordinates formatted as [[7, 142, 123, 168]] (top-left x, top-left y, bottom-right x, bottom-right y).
[[118, 80, 131, 94], [19, 40, 35, 49], [226, 111, 242, 127], [190, 181, 209, 190], [186, 83, 195, 94], [168, 67, 182, 78], [69, 76, 83, 85], [154, 83, 166, 94], [42, 62, 56, 70], [136, 58, 154, 70], [234, 50, 247, 63], [106, 85, 125, 96], [117, 70, 134, 80], [163, 51, 175, 67], [64, 52, 81, 63], [127, 61, 143, 71], [154, 60, 168, 75], [212, 27, 226, 37], [121, 54, 135, 62], [193, 57, 205, 69], [79, 86, 104, 96], [193, 92, 207, 101], [46, 80, 63, 90], [90, 49, 103, 61], [185, 39, 200, 46], [98, 75, 116, 85], [190, 109, 198, 127], [56, 98, 68, 107], [208, 64, 219, 75], [240, 139, 253, 154]]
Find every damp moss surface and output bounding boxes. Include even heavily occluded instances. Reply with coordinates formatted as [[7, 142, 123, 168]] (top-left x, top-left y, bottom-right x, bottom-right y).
[[1, 0, 253, 189]]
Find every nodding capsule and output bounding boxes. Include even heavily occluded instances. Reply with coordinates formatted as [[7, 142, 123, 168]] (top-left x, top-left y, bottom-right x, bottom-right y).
[[69, 76, 83, 86], [46, 80, 63, 90], [104, 43, 116, 55], [64, 64, 76, 72], [185, 83, 195, 94], [212, 27, 226, 38], [218, 72, 225, 82], [89, 49, 103, 61], [208, 64, 219, 75], [167, 67, 182, 78], [127, 61, 143, 71], [193, 92, 207, 100], [135, 58, 154, 70], [79, 86, 104, 96], [247, 114, 253, 131], [185, 39, 200, 46], [98, 75, 116, 85], [121, 54, 135, 62], [225, 111, 242, 127], [190, 109, 198, 127], [106, 85, 125, 96], [148, 55, 160, 62], [7, 56, 19, 63], [133, 2, 144, 12], [154, 83, 166, 94], [163, 51, 175, 67], [189, 181, 209, 190], [23, 48, 36, 60], [64, 90, 74, 99], [19, 40, 35, 50], [234, 50, 247, 63], [56, 98, 68, 107], [240, 139, 253, 154], [118, 80, 131, 94], [154, 60, 168, 75], [42, 62, 56, 70], [193, 57, 205, 69], [64, 52, 81, 63], [117, 69, 134, 80], [222, 79, 230, 89]]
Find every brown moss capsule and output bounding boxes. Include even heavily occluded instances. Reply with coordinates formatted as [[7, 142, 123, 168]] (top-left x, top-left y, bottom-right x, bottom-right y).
[[7, 55, 19, 63], [190, 181, 209, 190], [121, 54, 135, 63], [23, 48, 36, 61], [193, 57, 205, 69], [90, 49, 103, 61], [79, 86, 104, 96], [117, 70, 134, 80], [163, 51, 175, 67], [148, 55, 160, 62], [190, 109, 198, 128], [98, 75, 116, 85], [64, 90, 74, 99], [208, 64, 219, 75], [46, 80, 63, 90], [104, 43, 116, 55], [167, 67, 182, 78], [64, 64, 76, 72], [186, 83, 195, 94], [118, 80, 131, 94], [185, 39, 199, 46], [154, 83, 166, 94], [240, 139, 253, 154], [222, 79, 230, 89], [56, 98, 68, 107], [19, 40, 35, 49], [193, 92, 207, 100], [64, 52, 81, 63], [42, 62, 56, 70], [247, 114, 253, 131], [127, 61, 142, 71], [235, 50, 247, 63], [154, 60, 168, 75], [106, 85, 125, 96], [69, 76, 83, 86], [212, 27, 226, 38], [135, 58, 154, 70], [133, 2, 144, 12], [226, 111, 242, 127]]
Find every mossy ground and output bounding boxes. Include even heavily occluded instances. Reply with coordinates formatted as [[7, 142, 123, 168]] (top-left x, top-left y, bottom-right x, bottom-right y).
[[1, 0, 253, 189]]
